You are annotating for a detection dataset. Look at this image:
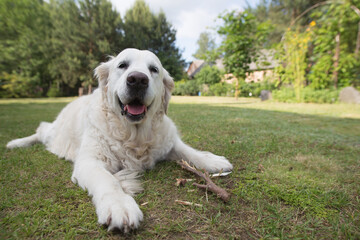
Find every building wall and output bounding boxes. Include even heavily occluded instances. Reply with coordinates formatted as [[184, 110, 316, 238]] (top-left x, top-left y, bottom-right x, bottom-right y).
[[222, 69, 275, 84], [245, 69, 275, 83]]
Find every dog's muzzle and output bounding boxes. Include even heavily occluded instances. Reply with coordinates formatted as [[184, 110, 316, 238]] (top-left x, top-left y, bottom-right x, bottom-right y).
[[118, 71, 150, 122]]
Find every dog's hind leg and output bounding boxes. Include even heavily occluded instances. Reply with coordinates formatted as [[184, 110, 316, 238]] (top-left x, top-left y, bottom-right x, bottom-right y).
[[169, 137, 233, 173], [6, 121, 51, 149]]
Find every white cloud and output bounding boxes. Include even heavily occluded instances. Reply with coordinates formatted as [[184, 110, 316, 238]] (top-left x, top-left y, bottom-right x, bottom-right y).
[[176, 9, 216, 39], [110, 0, 256, 62]]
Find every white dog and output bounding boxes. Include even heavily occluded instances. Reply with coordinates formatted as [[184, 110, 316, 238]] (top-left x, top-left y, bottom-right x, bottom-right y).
[[7, 48, 233, 232]]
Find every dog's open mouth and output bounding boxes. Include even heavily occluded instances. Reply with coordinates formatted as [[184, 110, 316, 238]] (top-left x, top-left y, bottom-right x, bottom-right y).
[[118, 98, 148, 122]]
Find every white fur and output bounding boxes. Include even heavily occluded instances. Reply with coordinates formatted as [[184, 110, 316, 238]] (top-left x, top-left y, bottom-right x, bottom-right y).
[[6, 48, 233, 232]]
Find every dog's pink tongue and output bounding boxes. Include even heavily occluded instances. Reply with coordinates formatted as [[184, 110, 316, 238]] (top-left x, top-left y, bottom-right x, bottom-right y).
[[126, 104, 146, 115]]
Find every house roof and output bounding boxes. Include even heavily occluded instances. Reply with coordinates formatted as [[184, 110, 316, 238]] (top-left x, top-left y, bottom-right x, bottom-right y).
[[187, 59, 205, 78]]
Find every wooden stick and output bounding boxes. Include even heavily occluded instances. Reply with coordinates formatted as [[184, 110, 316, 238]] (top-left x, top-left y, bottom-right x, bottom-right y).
[[177, 160, 231, 202], [175, 200, 203, 207]]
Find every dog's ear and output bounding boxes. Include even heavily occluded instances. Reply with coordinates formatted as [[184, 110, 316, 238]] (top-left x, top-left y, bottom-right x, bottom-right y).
[[94, 58, 113, 91], [163, 69, 174, 114]]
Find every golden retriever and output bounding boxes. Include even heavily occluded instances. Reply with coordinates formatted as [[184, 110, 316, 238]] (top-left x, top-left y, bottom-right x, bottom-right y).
[[7, 48, 233, 232]]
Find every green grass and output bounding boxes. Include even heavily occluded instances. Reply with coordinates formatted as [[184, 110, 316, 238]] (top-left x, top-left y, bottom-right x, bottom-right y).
[[1, 96, 359, 239]]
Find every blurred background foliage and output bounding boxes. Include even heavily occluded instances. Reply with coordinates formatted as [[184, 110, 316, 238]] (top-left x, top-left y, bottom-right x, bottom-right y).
[[0, 0, 185, 97], [1, 0, 360, 103], [182, 0, 360, 103]]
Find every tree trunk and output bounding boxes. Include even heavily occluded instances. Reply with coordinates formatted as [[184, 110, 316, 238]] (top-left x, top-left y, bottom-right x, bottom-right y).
[[350, 5, 360, 57], [355, 21, 360, 58], [333, 33, 340, 89], [235, 78, 239, 100], [78, 87, 84, 97]]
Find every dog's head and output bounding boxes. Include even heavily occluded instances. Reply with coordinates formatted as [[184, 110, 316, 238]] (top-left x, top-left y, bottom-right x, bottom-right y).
[[95, 48, 174, 123]]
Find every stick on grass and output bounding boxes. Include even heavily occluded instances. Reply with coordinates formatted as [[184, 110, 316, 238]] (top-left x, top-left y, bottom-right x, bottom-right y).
[[177, 160, 231, 202]]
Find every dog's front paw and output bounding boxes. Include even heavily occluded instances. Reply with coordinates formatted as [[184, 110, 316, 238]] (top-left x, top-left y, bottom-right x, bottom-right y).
[[96, 193, 143, 232], [202, 153, 233, 173]]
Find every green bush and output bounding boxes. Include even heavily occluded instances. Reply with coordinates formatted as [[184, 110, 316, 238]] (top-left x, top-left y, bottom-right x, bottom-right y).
[[272, 87, 297, 102], [172, 80, 185, 96], [173, 79, 234, 97], [308, 53, 360, 90], [0, 72, 43, 98], [207, 82, 234, 96], [307, 55, 333, 90], [272, 87, 339, 103], [47, 84, 63, 97], [194, 65, 222, 85], [173, 80, 200, 96], [238, 81, 276, 97], [173, 76, 279, 98], [302, 88, 339, 103]]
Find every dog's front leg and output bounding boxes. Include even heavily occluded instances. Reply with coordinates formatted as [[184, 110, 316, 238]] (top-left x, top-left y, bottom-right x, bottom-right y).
[[71, 152, 143, 232], [169, 137, 233, 173]]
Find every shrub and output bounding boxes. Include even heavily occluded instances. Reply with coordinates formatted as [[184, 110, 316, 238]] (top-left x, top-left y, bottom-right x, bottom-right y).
[[172, 80, 184, 96], [0, 72, 43, 98], [301, 88, 339, 103], [272, 87, 297, 103], [238, 81, 276, 97], [307, 55, 333, 90], [308, 53, 360, 90], [173, 80, 200, 96], [208, 82, 234, 96], [47, 84, 63, 98], [272, 87, 339, 103], [194, 65, 222, 85]]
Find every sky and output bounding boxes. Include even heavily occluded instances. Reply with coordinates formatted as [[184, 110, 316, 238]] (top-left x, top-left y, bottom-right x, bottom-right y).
[[109, 0, 260, 63]]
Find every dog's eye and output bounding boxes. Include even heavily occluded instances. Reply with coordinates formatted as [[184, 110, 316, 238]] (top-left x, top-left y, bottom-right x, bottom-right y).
[[118, 62, 129, 69], [149, 66, 159, 74]]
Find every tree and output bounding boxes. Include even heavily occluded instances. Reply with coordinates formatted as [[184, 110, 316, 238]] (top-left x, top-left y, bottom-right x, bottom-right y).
[[276, 24, 314, 101], [0, 0, 186, 98], [149, 11, 186, 81], [193, 32, 216, 61], [218, 10, 271, 98], [123, 0, 153, 49], [0, 0, 52, 97], [47, 0, 123, 95], [251, 0, 360, 93], [123, 0, 185, 80], [78, 0, 124, 90], [46, 0, 84, 95], [247, 0, 324, 46], [308, 1, 360, 89]]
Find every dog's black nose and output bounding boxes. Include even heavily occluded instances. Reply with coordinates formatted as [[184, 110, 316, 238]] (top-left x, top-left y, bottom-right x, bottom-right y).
[[127, 72, 149, 89]]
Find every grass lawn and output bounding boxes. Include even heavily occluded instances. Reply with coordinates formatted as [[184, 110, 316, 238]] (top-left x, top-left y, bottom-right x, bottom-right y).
[[1, 96, 359, 239]]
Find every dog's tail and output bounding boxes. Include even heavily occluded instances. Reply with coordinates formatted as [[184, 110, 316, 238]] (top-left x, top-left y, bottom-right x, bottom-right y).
[[6, 134, 39, 149], [6, 121, 51, 149]]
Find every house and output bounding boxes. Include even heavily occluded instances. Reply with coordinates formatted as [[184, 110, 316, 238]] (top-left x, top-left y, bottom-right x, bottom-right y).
[[245, 49, 278, 83], [187, 49, 278, 83]]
